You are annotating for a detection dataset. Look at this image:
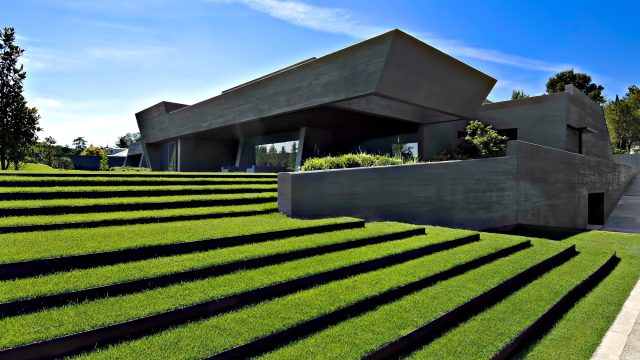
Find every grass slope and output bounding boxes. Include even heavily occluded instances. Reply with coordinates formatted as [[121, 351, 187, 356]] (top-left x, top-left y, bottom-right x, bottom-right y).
[[0, 233, 457, 349], [0, 213, 359, 263], [0, 222, 418, 303]]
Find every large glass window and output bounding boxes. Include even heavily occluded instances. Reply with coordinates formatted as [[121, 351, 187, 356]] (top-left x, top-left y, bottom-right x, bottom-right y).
[[255, 140, 299, 170]]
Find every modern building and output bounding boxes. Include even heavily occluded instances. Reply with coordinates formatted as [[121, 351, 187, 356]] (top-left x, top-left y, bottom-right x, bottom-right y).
[[135, 29, 637, 231]]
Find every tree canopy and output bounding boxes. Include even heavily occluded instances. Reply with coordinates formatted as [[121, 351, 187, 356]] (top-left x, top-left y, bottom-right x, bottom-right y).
[[0, 27, 41, 170], [511, 90, 530, 100], [546, 69, 605, 104], [116, 132, 141, 148], [605, 85, 640, 153]]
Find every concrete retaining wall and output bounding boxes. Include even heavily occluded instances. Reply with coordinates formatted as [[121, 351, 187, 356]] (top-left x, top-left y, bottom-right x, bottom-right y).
[[278, 141, 636, 230]]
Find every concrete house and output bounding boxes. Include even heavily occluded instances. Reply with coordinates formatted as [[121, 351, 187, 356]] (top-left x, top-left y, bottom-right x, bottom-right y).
[[135, 29, 637, 231]]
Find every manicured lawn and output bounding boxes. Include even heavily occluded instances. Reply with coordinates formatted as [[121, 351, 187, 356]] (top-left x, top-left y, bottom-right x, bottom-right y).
[[0, 203, 277, 227], [0, 213, 359, 263], [0, 233, 459, 349], [0, 175, 276, 183], [1, 171, 639, 360], [257, 238, 567, 359], [0, 170, 275, 176], [0, 184, 277, 193], [0, 192, 277, 209], [0, 222, 419, 303], [80, 235, 527, 359]]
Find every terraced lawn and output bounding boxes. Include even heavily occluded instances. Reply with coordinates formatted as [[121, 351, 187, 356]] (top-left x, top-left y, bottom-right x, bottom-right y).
[[0, 171, 638, 360]]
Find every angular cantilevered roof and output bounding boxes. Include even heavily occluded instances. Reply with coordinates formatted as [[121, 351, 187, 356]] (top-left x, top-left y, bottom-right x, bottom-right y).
[[137, 30, 496, 143]]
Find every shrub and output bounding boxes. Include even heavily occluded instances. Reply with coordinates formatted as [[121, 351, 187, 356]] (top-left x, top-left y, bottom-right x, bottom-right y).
[[53, 156, 74, 170], [300, 153, 405, 171], [99, 151, 109, 171], [458, 120, 508, 158]]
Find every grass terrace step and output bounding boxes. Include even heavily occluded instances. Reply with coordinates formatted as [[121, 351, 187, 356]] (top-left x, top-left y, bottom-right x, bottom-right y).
[[0, 214, 360, 264], [0, 217, 364, 279], [0, 231, 473, 354], [407, 251, 615, 359], [520, 232, 640, 360], [0, 203, 278, 234], [0, 171, 277, 178], [0, 192, 278, 217], [0, 176, 276, 187], [0, 224, 425, 317], [78, 235, 523, 360], [0, 184, 278, 200], [257, 239, 569, 360]]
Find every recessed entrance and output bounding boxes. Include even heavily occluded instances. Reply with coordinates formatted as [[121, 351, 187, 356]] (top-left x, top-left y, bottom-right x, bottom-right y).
[[588, 192, 605, 225]]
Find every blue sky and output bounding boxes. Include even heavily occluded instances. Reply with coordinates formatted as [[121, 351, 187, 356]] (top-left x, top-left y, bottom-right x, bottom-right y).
[[3, 0, 639, 146]]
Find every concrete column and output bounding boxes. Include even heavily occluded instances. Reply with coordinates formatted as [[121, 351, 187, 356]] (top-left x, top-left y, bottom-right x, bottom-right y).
[[296, 127, 332, 168]]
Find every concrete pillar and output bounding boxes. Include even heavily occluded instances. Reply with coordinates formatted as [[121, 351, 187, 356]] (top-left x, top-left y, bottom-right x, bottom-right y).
[[296, 127, 332, 167]]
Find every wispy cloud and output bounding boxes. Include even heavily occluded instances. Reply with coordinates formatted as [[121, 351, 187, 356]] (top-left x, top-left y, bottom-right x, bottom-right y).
[[209, 0, 575, 72], [86, 45, 171, 60], [30, 97, 63, 108]]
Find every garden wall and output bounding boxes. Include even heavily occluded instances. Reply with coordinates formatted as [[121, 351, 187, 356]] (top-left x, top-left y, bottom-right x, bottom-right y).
[[278, 141, 636, 230]]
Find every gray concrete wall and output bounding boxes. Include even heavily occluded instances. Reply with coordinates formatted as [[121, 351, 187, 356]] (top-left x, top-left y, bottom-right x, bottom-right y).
[[477, 93, 568, 150], [279, 141, 636, 230], [565, 84, 613, 160], [279, 156, 517, 229], [509, 141, 634, 228]]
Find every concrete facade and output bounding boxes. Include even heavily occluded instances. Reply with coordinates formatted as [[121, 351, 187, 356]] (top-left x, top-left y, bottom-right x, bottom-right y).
[[136, 30, 496, 172], [279, 141, 635, 230]]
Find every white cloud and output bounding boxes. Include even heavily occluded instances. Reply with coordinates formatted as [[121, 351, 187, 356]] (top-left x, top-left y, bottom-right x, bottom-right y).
[[30, 97, 63, 108], [209, 0, 576, 72], [86, 45, 171, 60]]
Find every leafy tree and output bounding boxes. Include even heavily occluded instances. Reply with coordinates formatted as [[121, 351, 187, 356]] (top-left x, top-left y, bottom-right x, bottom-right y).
[[511, 90, 530, 100], [0, 27, 41, 170], [53, 156, 74, 170], [37, 136, 58, 167], [72, 136, 87, 151], [267, 144, 277, 167], [80, 145, 104, 156], [99, 150, 109, 171], [605, 86, 640, 153], [116, 132, 141, 148], [546, 69, 605, 104], [457, 120, 509, 158]]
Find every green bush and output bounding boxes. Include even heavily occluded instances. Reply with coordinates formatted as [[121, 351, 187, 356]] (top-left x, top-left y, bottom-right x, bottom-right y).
[[430, 120, 508, 161], [301, 153, 405, 171], [53, 157, 74, 170]]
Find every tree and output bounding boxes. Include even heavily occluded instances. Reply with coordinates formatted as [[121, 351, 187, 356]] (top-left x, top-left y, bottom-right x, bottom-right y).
[[72, 137, 87, 151], [37, 136, 58, 167], [0, 27, 41, 170], [80, 145, 104, 156], [605, 85, 640, 153], [116, 132, 141, 148], [99, 150, 109, 171], [546, 69, 605, 104], [511, 90, 529, 100], [457, 120, 508, 158]]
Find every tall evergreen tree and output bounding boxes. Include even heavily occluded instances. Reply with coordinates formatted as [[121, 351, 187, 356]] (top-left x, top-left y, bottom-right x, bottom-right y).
[[0, 27, 40, 170]]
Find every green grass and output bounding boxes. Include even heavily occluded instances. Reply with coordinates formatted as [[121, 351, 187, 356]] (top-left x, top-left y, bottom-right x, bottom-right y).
[[254, 236, 567, 359], [1, 172, 640, 359], [0, 203, 277, 227], [0, 170, 274, 176], [407, 251, 612, 359], [0, 222, 419, 303], [78, 234, 523, 359], [1, 163, 58, 172], [0, 232, 461, 350], [0, 183, 277, 194], [0, 213, 359, 263], [0, 192, 277, 210], [517, 230, 640, 360]]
